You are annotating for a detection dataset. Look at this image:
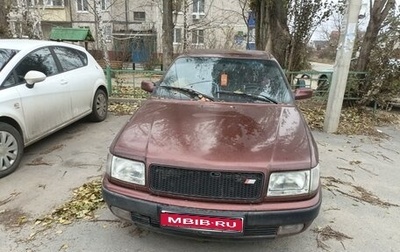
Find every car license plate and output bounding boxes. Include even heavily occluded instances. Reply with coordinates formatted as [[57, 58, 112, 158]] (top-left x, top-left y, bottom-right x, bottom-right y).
[[160, 212, 243, 233]]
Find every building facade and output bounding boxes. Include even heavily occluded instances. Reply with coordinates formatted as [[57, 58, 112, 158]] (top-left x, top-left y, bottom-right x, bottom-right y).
[[10, 0, 250, 64]]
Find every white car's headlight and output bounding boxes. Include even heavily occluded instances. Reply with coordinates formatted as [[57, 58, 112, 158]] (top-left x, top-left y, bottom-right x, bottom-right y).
[[267, 165, 320, 197], [108, 154, 145, 185]]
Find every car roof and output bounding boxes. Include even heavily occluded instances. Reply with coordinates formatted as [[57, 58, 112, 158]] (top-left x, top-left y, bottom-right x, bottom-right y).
[[181, 49, 275, 60], [0, 39, 85, 51]]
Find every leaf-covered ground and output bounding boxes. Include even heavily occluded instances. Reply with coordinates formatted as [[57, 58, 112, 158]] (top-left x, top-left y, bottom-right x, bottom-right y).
[[35, 179, 103, 227], [297, 100, 400, 136]]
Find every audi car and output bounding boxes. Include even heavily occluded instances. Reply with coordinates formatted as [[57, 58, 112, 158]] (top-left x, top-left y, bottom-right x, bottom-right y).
[[102, 49, 320, 240]]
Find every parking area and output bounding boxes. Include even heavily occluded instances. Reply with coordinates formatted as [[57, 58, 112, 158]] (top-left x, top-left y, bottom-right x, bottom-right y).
[[1, 113, 399, 252]]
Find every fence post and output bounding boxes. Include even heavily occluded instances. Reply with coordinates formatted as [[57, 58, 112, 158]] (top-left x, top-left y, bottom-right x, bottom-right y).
[[106, 66, 112, 95]]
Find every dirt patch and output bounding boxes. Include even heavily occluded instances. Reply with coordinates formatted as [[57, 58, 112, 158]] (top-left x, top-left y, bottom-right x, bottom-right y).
[[0, 208, 31, 229], [26, 157, 51, 166], [40, 144, 65, 155]]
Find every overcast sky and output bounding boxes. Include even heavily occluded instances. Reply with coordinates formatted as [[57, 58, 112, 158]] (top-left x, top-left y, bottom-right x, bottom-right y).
[[312, 0, 371, 41], [313, 0, 400, 41]]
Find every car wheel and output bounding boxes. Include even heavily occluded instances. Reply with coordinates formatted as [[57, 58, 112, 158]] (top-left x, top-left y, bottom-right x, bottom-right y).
[[0, 123, 24, 178], [89, 89, 108, 122]]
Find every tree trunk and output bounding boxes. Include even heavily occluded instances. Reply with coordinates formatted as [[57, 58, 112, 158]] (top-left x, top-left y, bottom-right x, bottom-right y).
[[254, 0, 290, 67], [183, 0, 189, 50], [355, 0, 396, 72], [0, 0, 11, 37], [94, 0, 110, 67], [162, 0, 174, 70]]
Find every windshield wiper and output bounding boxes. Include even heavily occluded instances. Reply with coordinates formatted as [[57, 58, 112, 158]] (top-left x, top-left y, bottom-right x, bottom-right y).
[[160, 85, 215, 101], [216, 90, 278, 104]]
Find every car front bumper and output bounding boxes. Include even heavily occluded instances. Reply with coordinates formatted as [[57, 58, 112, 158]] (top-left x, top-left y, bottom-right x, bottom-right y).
[[102, 177, 321, 240]]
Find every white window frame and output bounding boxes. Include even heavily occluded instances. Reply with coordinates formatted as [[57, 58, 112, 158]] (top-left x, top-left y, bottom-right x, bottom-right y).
[[173, 28, 182, 44], [192, 29, 204, 45], [77, 0, 89, 12], [27, 0, 64, 7], [45, 0, 64, 7], [192, 0, 205, 14], [101, 0, 109, 11], [103, 25, 112, 43]]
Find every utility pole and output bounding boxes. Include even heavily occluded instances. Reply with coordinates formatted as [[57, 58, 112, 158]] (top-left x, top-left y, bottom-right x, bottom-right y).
[[323, 0, 362, 133]]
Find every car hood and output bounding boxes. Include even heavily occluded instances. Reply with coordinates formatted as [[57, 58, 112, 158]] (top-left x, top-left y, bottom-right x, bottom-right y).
[[111, 100, 317, 171]]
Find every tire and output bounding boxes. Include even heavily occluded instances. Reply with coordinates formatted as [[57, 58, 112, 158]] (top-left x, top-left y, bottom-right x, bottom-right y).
[[0, 123, 24, 178], [89, 89, 108, 122]]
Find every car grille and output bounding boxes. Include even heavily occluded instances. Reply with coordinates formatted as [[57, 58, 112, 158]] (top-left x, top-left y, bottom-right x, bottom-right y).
[[149, 165, 263, 200]]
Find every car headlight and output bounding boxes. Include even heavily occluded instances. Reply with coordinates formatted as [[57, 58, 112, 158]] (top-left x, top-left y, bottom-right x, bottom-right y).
[[107, 154, 145, 185], [267, 165, 320, 197]]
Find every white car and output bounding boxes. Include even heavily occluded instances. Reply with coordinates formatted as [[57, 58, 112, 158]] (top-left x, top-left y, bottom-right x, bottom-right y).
[[0, 39, 108, 178]]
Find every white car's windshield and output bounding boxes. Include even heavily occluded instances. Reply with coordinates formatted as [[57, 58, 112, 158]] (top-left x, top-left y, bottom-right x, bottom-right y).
[[0, 49, 19, 71], [155, 57, 293, 104]]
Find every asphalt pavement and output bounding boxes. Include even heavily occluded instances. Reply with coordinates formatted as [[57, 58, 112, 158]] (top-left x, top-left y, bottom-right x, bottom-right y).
[[1, 113, 399, 252]]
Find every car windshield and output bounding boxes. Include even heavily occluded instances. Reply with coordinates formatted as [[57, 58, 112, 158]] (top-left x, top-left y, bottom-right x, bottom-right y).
[[0, 49, 19, 71], [154, 56, 293, 104]]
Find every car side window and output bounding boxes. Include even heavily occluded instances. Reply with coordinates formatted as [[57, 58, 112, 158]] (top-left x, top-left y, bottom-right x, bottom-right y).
[[15, 47, 59, 84], [52, 46, 87, 72], [2, 72, 17, 88]]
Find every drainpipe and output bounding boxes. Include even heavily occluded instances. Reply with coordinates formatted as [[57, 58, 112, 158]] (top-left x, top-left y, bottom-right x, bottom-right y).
[[125, 0, 128, 32]]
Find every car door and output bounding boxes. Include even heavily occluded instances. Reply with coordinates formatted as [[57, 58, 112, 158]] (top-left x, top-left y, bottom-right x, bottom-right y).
[[51, 46, 93, 118], [13, 47, 72, 143]]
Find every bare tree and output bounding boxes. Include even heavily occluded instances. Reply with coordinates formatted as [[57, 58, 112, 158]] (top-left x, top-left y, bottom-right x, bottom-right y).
[[355, 0, 396, 72], [162, 0, 174, 69], [356, 5, 400, 106], [93, 0, 110, 67], [251, 0, 333, 70], [7, 0, 44, 39]]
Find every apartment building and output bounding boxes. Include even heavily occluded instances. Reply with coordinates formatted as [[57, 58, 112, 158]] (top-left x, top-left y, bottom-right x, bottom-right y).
[[11, 0, 250, 64]]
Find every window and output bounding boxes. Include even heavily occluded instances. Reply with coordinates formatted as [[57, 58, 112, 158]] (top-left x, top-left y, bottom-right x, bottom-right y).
[[193, 0, 205, 13], [77, 0, 89, 12], [15, 47, 59, 84], [133, 12, 146, 21], [45, 0, 64, 6], [101, 0, 109, 10], [52, 47, 87, 72], [192, 29, 204, 44], [174, 28, 182, 43], [0, 49, 18, 70], [104, 25, 112, 42], [28, 0, 64, 6], [3, 72, 17, 88]]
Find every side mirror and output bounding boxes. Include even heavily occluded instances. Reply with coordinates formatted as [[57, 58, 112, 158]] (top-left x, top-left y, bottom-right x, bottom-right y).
[[294, 88, 313, 100], [25, 70, 46, 89], [141, 80, 155, 93]]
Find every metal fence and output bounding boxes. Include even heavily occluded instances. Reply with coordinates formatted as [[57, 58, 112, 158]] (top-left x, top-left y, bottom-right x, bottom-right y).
[[103, 66, 368, 101], [104, 66, 164, 99], [286, 70, 368, 101]]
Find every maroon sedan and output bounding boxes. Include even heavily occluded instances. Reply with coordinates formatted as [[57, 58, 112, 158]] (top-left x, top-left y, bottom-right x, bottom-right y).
[[102, 49, 321, 239]]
